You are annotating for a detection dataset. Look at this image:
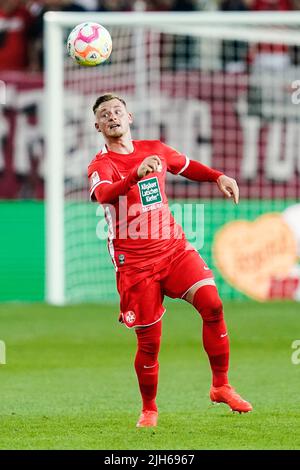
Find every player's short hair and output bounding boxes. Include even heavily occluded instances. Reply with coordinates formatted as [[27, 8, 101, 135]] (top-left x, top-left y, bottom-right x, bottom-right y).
[[93, 94, 127, 115]]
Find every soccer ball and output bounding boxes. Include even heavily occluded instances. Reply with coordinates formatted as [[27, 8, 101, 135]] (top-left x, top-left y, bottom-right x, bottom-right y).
[[67, 22, 112, 66]]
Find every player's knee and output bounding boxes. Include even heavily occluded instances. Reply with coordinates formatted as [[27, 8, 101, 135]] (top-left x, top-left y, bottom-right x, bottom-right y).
[[201, 299, 223, 323], [134, 338, 160, 371], [193, 286, 223, 322], [137, 338, 160, 355], [135, 322, 161, 356]]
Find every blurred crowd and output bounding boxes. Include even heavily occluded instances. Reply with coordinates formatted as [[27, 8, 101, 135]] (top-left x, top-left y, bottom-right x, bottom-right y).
[[0, 0, 299, 72]]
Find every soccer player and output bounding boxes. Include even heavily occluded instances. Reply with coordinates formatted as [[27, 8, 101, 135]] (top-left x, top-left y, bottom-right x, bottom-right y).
[[88, 93, 252, 427]]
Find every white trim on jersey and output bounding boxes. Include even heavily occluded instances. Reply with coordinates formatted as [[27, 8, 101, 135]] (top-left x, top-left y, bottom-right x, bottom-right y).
[[177, 155, 190, 175], [90, 179, 112, 194], [180, 278, 215, 299], [89, 180, 112, 200], [101, 144, 108, 154], [105, 205, 118, 271]]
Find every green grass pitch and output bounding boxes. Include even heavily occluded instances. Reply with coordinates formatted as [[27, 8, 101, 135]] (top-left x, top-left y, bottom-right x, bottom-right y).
[[0, 301, 300, 450]]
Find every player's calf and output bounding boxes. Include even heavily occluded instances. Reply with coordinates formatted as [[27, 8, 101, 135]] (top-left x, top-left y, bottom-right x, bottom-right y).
[[191, 285, 230, 387], [134, 322, 161, 419]]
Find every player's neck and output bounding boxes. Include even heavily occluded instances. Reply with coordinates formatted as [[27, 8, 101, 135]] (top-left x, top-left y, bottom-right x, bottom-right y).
[[105, 136, 134, 154]]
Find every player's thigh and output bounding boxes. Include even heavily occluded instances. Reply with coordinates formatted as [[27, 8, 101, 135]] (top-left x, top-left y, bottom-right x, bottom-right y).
[[162, 249, 215, 300], [117, 270, 165, 329]]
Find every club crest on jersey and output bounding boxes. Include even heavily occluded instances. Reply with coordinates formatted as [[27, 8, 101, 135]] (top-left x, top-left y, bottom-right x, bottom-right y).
[[91, 171, 100, 187], [124, 311, 136, 325], [138, 176, 162, 211]]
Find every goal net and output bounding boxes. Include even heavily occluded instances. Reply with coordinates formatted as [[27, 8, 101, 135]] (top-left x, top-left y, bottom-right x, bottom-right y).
[[45, 11, 300, 305]]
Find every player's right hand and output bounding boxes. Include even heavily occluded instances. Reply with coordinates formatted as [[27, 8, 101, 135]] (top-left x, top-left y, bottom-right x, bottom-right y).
[[137, 156, 162, 178]]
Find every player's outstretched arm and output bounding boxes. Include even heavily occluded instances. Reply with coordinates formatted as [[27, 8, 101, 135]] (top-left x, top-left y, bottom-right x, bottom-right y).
[[216, 174, 239, 204], [180, 159, 222, 182], [179, 159, 239, 204]]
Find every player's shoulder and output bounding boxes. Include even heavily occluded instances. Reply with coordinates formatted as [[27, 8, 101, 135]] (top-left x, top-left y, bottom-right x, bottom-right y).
[[134, 139, 169, 152], [88, 148, 112, 171]]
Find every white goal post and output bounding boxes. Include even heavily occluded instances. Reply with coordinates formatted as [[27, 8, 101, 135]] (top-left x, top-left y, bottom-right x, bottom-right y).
[[45, 11, 300, 305]]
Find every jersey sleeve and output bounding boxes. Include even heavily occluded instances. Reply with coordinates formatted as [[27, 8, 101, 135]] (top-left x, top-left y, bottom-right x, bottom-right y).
[[88, 158, 114, 201], [160, 142, 190, 175]]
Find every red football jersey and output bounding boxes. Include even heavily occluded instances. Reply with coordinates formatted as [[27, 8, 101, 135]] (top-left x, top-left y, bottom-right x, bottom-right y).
[[88, 140, 191, 271]]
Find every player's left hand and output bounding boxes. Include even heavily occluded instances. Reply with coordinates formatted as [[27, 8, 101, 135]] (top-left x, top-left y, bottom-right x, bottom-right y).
[[216, 175, 239, 204]]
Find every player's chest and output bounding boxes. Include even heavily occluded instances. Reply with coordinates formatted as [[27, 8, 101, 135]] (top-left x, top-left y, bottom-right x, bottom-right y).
[[111, 153, 165, 177], [112, 154, 166, 208]]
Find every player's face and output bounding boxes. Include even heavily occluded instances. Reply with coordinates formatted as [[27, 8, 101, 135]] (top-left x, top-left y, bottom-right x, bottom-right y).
[[95, 99, 133, 138]]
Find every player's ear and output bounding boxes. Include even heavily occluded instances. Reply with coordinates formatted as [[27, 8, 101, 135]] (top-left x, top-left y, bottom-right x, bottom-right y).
[[95, 122, 101, 133], [128, 112, 133, 124]]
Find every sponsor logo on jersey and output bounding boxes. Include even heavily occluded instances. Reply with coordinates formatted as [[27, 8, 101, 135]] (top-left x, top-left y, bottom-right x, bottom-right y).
[[138, 176, 162, 209], [118, 254, 125, 265], [91, 171, 100, 187]]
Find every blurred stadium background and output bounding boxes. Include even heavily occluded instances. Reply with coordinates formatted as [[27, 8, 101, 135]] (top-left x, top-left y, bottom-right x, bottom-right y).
[[0, 0, 300, 450]]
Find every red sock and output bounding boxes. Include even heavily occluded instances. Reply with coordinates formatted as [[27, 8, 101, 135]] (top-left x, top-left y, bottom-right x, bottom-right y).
[[134, 321, 162, 412], [192, 286, 229, 387]]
